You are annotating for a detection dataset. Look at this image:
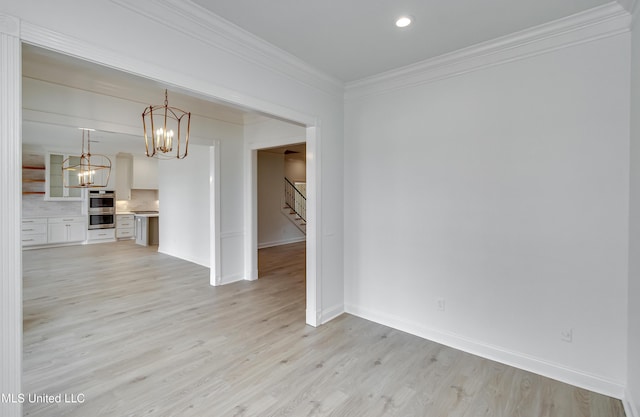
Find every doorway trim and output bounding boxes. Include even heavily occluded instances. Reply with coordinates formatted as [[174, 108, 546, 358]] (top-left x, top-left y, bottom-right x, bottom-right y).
[[245, 129, 320, 327]]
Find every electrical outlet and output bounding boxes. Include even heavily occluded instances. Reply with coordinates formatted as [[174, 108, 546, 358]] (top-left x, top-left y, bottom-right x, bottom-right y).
[[561, 328, 573, 343], [437, 298, 446, 312]]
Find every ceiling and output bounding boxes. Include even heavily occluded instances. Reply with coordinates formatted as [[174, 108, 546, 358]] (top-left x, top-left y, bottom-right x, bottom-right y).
[[192, 0, 613, 82], [261, 143, 306, 158], [21, 45, 261, 154], [22, 45, 253, 123]]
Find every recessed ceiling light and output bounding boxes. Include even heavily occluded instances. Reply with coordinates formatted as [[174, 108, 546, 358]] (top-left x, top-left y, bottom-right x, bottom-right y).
[[395, 16, 413, 28]]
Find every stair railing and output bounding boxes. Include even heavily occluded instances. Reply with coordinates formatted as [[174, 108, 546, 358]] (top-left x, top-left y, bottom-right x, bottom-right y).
[[284, 177, 306, 222]]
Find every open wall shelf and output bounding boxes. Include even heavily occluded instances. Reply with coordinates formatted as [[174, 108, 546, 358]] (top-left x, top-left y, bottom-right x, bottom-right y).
[[22, 154, 46, 195]]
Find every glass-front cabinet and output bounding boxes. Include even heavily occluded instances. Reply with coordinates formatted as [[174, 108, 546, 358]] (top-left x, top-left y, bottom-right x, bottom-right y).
[[45, 152, 84, 201]]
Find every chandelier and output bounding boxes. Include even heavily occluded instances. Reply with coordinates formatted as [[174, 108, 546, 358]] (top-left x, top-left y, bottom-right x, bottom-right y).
[[142, 89, 191, 159], [62, 129, 112, 188]]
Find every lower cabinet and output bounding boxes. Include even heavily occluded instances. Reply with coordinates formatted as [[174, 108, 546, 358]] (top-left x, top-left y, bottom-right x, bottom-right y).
[[22, 218, 47, 247], [47, 216, 87, 244], [87, 228, 116, 241], [22, 215, 124, 247], [116, 214, 135, 239]]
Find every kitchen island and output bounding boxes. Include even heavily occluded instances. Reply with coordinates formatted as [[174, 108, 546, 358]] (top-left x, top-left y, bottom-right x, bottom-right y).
[[133, 211, 159, 246]]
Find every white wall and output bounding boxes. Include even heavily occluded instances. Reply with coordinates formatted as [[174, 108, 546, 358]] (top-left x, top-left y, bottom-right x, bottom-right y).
[[157, 132, 247, 284], [628, 6, 640, 416], [158, 144, 211, 267], [219, 131, 246, 284], [285, 154, 306, 182], [258, 151, 305, 248], [344, 33, 630, 396]]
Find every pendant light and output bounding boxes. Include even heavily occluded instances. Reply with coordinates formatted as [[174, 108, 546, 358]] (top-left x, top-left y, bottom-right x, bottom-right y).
[[142, 89, 191, 159], [62, 129, 112, 188]]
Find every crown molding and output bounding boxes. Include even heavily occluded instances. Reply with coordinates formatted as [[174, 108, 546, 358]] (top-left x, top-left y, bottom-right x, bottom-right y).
[[617, 0, 638, 14], [0, 13, 19, 36], [345, 3, 632, 102], [109, 0, 343, 99], [623, 0, 640, 26]]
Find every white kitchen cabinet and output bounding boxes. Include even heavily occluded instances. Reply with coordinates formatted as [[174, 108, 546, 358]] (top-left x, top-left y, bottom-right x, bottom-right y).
[[46, 152, 115, 200], [132, 156, 158, 190], [87, 228, 116, 241], [92, 154, 116, 190], [116, 153, 133, 200], [21, 218, 47, 247], [47, 216, 86, 243], [45, 152, 84, 201], [116, 214, 135, 239], [135, 216, 146, 245]]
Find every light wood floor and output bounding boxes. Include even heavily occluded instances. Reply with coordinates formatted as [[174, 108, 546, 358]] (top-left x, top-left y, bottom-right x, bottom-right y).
[[23, 241, 625, 417]]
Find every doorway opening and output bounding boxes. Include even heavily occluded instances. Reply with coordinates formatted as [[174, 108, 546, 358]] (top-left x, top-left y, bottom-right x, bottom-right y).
[[19, 45, 319, 324], [257, 144, 307, 255], [245, 130, 318, 326], [255, 144, 307, 304]]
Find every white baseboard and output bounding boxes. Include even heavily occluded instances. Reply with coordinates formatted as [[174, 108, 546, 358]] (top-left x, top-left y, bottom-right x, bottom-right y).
[[210, 273, 245, 286], [307, 308, 320, 327], [158, 247, 247, 287], [258, 236, 306, 249], [321, 304, 345, 324], [218, 273, 244, 285], [85, 238, 117, 245], [625, 388, 639, 417], [345, 303, 625, 399], [157, 247, 209, 268]]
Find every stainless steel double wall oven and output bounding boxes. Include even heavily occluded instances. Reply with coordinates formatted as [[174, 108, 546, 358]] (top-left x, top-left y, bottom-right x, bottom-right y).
[[88, 190, 115, 229]]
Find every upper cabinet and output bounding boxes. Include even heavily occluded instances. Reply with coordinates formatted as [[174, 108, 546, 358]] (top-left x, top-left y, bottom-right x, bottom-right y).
[[115, 154, 158, 198], [116, 153, 133, 200], [45, 151, 116, 201], [132, 156, 158, 190], [45, 152, 83, 201], [92, 154, 116, 190]]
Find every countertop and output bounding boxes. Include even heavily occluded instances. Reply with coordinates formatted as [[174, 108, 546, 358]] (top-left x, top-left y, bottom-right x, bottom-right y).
[[117, 211, 159, 218], [133, 213, 159, 218]]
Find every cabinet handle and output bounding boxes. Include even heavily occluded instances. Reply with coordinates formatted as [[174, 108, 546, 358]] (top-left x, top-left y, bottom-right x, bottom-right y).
[[23, 228, 33, 231], [23, 239, 34, 242], [62, 218, 74, 221]]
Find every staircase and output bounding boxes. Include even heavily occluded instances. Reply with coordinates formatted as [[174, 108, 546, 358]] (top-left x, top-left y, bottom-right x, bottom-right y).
[[282, 178, 306, 235]]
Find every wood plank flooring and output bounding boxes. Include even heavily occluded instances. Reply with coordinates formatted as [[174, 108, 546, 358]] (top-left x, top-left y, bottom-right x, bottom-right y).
[[23, 241, 625, 416]]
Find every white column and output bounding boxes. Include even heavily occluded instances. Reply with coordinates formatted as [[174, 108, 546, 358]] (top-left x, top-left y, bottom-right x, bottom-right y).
[[305, 126, 320, 327], [209, 143, 221, 285], [244, 148, 258, 281], [0, 13, 22, 417]]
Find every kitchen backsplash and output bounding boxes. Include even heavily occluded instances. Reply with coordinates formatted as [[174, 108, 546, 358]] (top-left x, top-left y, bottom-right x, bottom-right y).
[[23, 189, 158, 217], [22, 195, 84, 217], [116, 189, 159, 212]]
